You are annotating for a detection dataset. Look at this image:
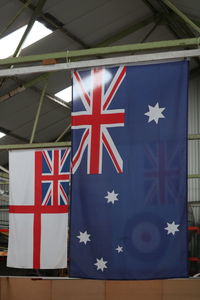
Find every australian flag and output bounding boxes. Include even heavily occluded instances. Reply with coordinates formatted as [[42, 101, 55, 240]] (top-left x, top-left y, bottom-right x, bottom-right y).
[[69, 61, 188, 279]]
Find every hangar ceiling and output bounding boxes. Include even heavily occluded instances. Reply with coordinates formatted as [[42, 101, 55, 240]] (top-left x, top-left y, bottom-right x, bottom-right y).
[[0, 0, 200, 168]]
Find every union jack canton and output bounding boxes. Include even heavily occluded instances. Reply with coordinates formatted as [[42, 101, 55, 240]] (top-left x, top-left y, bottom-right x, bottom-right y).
[[72, 67, 126, 174], [41, 148, 71, 206]]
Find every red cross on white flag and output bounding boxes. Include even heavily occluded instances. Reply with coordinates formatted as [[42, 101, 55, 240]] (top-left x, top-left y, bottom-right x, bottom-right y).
[[7, 148, 70, 269]]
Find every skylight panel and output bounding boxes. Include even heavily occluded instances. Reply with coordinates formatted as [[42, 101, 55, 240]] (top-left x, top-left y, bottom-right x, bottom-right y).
[[23, 21, 52, 48], [0, 132, 6, 139], [55, 86, 72, 103], [0, 21, 52, 59]]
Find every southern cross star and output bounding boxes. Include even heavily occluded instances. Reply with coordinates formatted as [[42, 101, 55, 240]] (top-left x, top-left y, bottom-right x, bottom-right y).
[[94, 257, 108, 272], [164, 221, 180, 235], [77, 231, 91, 244], [104, 190, 119, 204], [115, 245, 123, 253], [144, 102, 165, 124]]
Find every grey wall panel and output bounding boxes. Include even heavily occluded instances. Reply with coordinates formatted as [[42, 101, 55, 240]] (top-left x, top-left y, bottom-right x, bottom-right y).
[[188, 77, 200, 224]]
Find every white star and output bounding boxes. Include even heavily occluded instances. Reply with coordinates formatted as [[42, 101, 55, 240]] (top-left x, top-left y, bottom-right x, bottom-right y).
[[104, 190, 119, 204], [165, 221, 180, 235], [115, 245, 123, 253], [144, 102, 165, 124], [94, 257, 108, 272], [77, 231, 91, 244]]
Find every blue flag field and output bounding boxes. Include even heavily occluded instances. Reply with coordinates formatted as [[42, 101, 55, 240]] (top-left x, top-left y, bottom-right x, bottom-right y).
[[69, 60, 188, 279]]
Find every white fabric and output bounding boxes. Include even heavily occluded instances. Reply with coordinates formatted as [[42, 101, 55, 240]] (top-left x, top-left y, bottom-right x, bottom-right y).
[[40, 214, 68, 269], [9, 150, 35, 206], [7, 149, 68, 269], [7, 214, 34, 268]]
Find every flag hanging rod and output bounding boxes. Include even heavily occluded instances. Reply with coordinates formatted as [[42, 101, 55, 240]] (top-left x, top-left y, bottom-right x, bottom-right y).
[[0, 134, 199, 150], [0, 142, 70, 150], [0, 37, 199, 68], [0, 48, 200, 77]]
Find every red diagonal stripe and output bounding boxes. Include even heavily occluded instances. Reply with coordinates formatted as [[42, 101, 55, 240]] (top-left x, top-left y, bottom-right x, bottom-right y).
[[103, 66, 126, 110], [74, 71, 91, 107]]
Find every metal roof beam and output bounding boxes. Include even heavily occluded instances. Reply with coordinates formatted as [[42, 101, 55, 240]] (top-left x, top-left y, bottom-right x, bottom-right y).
[[1, 49, 200, 77], [13, 0, 47, 58], [0, 126, 29, 143], [139, 16, 162, 43], [0, 0, 32, 38], [159, 0, 200, 67], [55, 124, 71, 142], [161, 0, 200, 35], [158, 0, 199, 38], [0, 74, 69, 110], [0, 37, 199, 67], [0, 14, 162, 107], [143, 1, 182, 40], [142, 0, 158, 14], [0, 166, 9, 174], [0, 0, 47, 89], [0, 74, 48, 103], [18, 0, 90, 48], [164, 14, 189, 38], [0, 141, 70, 150]]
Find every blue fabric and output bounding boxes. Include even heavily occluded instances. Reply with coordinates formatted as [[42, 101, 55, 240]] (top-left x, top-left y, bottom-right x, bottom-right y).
[[69, 61, 189, 279]]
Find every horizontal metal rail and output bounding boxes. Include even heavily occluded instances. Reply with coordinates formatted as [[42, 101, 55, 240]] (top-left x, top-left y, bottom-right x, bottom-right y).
[[0, 142, 70, 150], [0, 49, 200, 77], [0, 37, 199, 68]]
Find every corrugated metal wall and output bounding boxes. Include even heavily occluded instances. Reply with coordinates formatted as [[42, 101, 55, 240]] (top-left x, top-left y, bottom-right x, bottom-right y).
[[0, 175, 9, 229], [188, 76, 200, 225]]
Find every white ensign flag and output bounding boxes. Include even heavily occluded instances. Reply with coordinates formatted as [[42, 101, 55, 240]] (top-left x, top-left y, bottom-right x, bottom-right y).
[[7, 148, 70, 269]]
